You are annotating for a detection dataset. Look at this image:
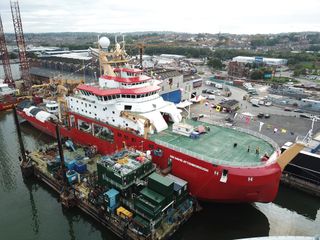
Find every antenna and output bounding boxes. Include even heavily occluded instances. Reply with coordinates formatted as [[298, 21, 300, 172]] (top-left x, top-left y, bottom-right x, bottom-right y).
[[301, 116, 319, 144]]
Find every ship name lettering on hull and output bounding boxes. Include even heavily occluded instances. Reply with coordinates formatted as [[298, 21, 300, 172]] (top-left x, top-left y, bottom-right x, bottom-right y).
[[170, 155, 209, 172]]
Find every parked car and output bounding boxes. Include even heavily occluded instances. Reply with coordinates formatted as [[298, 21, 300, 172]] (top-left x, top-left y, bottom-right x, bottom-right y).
[[257, 113, 264, 118], [207, 95, 215, 100], [293, 109, 304, 113], [265, 102, 272, 107], [202, 88, 209, 94], [284, 107, 292, 111], [264, 113, 270, 118], [300, 114, 311, 119], [206, 89, 216, 95]]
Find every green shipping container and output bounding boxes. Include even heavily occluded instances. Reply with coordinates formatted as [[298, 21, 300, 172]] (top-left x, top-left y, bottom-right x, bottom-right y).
[[140, 187, 165, 206], [148, 173, 174, 197]]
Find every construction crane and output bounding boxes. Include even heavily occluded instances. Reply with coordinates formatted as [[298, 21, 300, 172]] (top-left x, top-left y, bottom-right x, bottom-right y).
[[136, 42, 145, 69], [0, 14, 14, 86], [132, 41, 174, 69], [10, 0, 30, 87]]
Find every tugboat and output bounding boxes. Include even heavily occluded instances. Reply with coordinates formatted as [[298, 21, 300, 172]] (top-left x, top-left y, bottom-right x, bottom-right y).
[[17, 36, 304, 203]]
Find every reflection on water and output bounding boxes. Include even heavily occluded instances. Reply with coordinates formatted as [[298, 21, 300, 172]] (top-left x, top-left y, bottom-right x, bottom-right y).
[[0, 112, 19, 192], [173, 202, 269, 240], [275, 185, 320, 220], [255, 202, 320, 236], [0, 64, 20, 80], [0, 111, 319, 240], [255, 184, 320, 237], [25, 181, 40, 235]]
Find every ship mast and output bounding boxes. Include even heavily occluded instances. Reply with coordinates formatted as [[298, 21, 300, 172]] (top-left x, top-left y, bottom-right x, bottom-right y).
[[98, 35, 128, 76]]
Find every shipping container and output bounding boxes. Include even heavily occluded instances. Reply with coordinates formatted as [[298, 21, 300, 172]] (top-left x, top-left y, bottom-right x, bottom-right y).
[[147, 173, 174, 197]]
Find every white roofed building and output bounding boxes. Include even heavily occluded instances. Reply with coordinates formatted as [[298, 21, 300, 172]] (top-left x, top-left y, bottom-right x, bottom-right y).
[[232, 56, 287, 66]]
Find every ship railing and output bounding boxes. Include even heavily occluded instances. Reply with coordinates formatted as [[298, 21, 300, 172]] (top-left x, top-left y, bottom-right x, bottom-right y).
[[209, 120, 279, 150], [155, 139, 265, 167], [233, 126, 279, 150]]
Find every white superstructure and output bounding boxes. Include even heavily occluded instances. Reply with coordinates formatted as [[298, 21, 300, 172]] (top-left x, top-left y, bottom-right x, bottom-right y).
[[67, 37, 182, 136]]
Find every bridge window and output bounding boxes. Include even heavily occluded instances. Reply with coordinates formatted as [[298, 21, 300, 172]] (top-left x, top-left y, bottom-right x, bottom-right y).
[[124, 105, 132, 110]]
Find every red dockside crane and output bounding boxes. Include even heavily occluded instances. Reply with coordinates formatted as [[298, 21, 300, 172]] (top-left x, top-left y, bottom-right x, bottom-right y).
[[0, 14, 14, 87], [10, 0, 30, 88]]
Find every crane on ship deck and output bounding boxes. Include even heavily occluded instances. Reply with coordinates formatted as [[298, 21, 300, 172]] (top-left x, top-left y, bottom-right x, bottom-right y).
[[120, 110, 155, 139]]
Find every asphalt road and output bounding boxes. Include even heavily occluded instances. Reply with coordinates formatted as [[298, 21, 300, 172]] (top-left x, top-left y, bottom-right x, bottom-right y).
[[186, 69, 320, 146]]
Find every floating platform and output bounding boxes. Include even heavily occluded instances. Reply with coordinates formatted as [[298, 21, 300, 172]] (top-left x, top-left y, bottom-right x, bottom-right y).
[[281, 174, 320, 197], [22, 143, 195, 239]]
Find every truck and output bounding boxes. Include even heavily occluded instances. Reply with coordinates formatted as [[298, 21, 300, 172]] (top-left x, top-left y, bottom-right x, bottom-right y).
[[250, 98, 260, 107], [215, 83, 223, 89]]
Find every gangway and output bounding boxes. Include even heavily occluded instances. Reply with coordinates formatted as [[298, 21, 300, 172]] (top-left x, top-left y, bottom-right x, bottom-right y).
[[277, 116, 318, 171], [277, 142, 305, 171]]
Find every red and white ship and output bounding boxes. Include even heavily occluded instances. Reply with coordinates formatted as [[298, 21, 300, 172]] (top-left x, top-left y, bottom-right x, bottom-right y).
[[17, 37, 301, 202]]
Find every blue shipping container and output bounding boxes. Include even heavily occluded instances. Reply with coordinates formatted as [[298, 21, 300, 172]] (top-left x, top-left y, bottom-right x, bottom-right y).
[[66, 170, 78, 184], [74, 161, 87, 174], [65, 159, 76, 170]]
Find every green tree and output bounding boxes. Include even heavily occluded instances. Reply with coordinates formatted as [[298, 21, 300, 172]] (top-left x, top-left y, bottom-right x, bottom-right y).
[[207, 58, 223, 69], [250, 70, 263, 80]]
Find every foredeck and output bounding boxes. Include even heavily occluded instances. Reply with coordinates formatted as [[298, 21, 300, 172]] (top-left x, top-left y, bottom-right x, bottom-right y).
[[150, 120, 276, 167]]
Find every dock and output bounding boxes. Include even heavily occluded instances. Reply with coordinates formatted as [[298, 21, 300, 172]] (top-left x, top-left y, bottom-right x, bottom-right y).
[[281, 174, 320, 197]]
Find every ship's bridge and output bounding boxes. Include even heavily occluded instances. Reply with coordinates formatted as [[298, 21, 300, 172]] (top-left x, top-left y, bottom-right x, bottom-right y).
[[99, 73, 151, 89], [76, 84, 161, 104]]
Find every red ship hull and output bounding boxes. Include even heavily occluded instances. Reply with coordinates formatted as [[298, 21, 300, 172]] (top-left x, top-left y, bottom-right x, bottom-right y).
[[19, 110, 282, 203]]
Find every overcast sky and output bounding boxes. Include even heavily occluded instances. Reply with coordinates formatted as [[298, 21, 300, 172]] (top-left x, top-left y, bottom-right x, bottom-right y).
[[1, 0, 319, 34]]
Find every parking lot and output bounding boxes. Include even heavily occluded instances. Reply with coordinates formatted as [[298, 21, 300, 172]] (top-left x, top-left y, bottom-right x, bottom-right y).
[[185, 70, 320, 146]]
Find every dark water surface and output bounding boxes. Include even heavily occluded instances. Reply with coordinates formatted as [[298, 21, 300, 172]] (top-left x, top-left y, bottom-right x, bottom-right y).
[[0, 110, 319, 240]]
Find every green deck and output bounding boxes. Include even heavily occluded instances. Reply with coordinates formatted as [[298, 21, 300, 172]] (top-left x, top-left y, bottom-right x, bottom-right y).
[[150, 120, 275, 167]]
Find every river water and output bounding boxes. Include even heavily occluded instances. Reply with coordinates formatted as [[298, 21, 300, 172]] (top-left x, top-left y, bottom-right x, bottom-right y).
[[0, 65, 319, 239]]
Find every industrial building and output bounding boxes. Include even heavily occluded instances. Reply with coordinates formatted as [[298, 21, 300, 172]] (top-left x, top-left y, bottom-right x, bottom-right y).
[[145, 68, 203, 104], [232, 56, 288, 66]]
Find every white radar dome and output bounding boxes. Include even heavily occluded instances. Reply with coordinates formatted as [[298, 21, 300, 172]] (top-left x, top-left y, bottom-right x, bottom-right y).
[[99, 37, 110, 49]]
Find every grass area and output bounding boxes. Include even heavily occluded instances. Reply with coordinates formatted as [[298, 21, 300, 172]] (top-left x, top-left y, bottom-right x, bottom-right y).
[[267, 77, 298, 84]]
